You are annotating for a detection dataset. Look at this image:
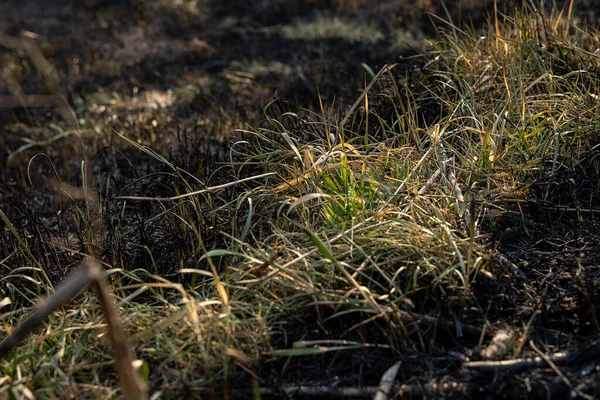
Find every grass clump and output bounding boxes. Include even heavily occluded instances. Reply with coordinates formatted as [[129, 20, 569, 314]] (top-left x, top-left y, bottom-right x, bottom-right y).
[[1, 2, 599, 398], [423, 5, 600, 200]]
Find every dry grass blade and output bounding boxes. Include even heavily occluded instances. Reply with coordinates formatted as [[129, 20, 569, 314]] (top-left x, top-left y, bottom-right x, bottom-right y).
[[114, 172, 276, 201]]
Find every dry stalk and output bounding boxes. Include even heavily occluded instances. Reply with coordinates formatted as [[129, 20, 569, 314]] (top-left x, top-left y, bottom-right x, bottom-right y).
[[435, 141, 472, 232], [402, 159, 451, 214], [114, 171, 276, 202], [464, 351, 572, 373], [0, 259, 148, 400]]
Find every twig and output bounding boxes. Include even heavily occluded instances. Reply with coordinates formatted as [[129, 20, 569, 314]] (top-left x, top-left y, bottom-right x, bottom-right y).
[[417, 160, 450, 196], [429, 131, 474, 233], [528, 340, 585, 398], [463, 351, 572, 373], [494, 252, 529, 281], [575, 371, 600, 398], [441, 153, 472, 231], [252, 380, 474, 399], [114, 172, 276, 202], [0, 259, 147, 400], [465, 340, 600, 399], [545, 206, 600, 214], [480, 330, 515, 360], [259, 385, 378, 398]]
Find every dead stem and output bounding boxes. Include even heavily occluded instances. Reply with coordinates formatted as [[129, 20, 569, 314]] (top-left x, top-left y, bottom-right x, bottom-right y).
[[0, 260, 147, 400]]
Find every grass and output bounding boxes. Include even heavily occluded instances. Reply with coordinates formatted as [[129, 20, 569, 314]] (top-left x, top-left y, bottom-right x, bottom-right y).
[[280, 15, 384, 44], [1, 1, 599, 398]]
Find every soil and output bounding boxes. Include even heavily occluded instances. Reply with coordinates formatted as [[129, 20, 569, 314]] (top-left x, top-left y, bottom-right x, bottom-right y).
[[1, 0, 600, 398]]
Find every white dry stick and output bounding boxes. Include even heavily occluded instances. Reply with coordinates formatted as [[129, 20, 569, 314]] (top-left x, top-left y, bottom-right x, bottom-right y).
[[436, 141, 472, 232], [447, 162, 471, 230], [417, 160, 450, 196], [463, 351, 572, 373], [402, 159, 451, 214], [480, 330, 515, 360], [373, 361, 402, 400]]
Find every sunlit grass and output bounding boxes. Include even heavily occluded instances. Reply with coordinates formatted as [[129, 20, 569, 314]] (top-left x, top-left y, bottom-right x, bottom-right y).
[[1, 2, 599, 397]]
